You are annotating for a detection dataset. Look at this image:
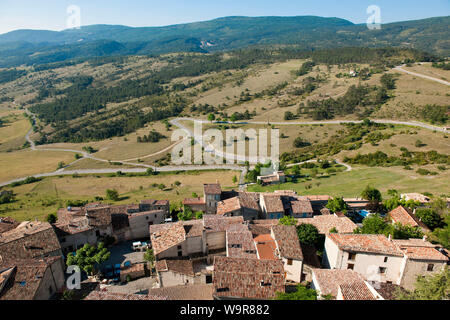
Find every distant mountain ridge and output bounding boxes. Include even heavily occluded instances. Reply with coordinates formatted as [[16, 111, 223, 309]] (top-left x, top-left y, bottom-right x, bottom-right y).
[[0, 15, 448, 67]]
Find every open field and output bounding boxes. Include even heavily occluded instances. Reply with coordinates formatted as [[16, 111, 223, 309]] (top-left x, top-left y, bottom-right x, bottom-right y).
[[0, 170, 240, 222], [248, 165, 450, 199], [0, 150, 77, 182], [0, 112, 31, 152], [36, 120, 175, 161]]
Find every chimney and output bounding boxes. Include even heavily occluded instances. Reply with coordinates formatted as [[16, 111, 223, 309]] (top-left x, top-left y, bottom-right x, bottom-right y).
[[423, 235, 427, 242], [388, 234, 392, 241]]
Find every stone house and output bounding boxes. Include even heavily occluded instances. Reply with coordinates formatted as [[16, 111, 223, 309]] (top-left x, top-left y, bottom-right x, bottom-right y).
[[0, 256, 65, 300], [213, 256, 285, 300], [155, 259, 209, 288], [216, 192, 261, 221], [323, 234, 449, 290], [0, 221, 62, 263]]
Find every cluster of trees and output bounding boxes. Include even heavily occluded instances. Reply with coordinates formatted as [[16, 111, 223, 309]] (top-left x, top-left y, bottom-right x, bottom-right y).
[[66, 243, 111, 276], [281, 121, 391, 165], [354, 215, 424, 239], [229, 110, 255, 122], [298, 72, 396, 121], [396, 267, 450, 300], [0, 190, 14, 204], [344, 149, 449, 168], [137, 130, 166, 143], [432, 62, 450, 70], [246, 162, 273, 183], [178, 205, 203, 221], [295, 61, 316, 76], [420, 105, 449, 125], [0, 68, 27, 84]]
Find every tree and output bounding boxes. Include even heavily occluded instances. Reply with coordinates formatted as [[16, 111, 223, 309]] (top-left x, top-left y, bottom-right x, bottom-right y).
[[392, 223, 424, 240], [293, 137, 311, 148], [279, 216, 297, 226], [432, 213, 450, 249], [46, 213, 57, 224], [0, 190, 14, 204], [178, 206, 193, 221], [66, 243, 111, 276], [284, 111, 295, 121], [380, 74, 396, 90], [355, 215, 389, 235], [275, 284, 317, 300], [106, 189, 120, 201], [415, 208, 444, 230], [361, 185, 382, 203], [144, 249, 155, 265], [296, 224, 320, 246], [326, 197, 348, 213], [232, 175, 238, 184], [208, 114, 216, 121], [396, 267, 450, 300], [146, 168, 155, 176], [192, 192, 199, 198], [195, 211, 203, 220], [329, 227, 338, 234]]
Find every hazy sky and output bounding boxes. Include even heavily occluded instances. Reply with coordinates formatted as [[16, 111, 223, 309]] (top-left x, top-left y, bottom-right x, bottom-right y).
[[0, 0, 449, 34]]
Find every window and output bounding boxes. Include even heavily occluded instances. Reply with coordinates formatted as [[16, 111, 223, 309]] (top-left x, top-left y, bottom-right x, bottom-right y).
[[379, 267, 387, 274], [287, 259, 293, 266], [348, 253, 356, 261], [427, 264, 434, 272], [384, 257, 388, 263], [347, 264, 354, 270], [206, 275, 213, 284]]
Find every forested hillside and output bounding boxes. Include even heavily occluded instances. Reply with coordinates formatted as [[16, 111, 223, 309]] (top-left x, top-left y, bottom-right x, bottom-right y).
[[0, 16, 448, 67]]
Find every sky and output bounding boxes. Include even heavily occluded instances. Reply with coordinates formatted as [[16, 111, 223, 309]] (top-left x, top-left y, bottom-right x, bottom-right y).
[[0, 0, 449, 34]]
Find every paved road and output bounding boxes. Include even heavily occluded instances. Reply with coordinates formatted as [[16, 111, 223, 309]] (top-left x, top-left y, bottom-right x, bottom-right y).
[[394, 66, 450, 86]]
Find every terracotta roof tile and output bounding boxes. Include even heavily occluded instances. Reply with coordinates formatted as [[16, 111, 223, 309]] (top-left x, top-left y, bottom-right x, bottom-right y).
[[0, 217, 19, 234], [84, 290, 167, 300], [204, 184, 222, 195], [150, 223, 186, 255], [203, 215, 244, 233], [0, 256, 62, 300], [402, 246, 448, 261], [312, 269, 366, 298], [298, 215, 358, 234], [226, 224, 257, 259], [389, 206, 429, 231], [271, 225, 303, 260], [339, 282, 376, 300], [155, 259, 195, 276], [328, 234, 404, 256], [254, 234, 278, 261], [182, 198, 206, 205], [213, 257, 285, 299], [290, 200, 313, 215], [0, 222, 61, 262], [262, 195, 284, 213], [149, 284, 214, 300]]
